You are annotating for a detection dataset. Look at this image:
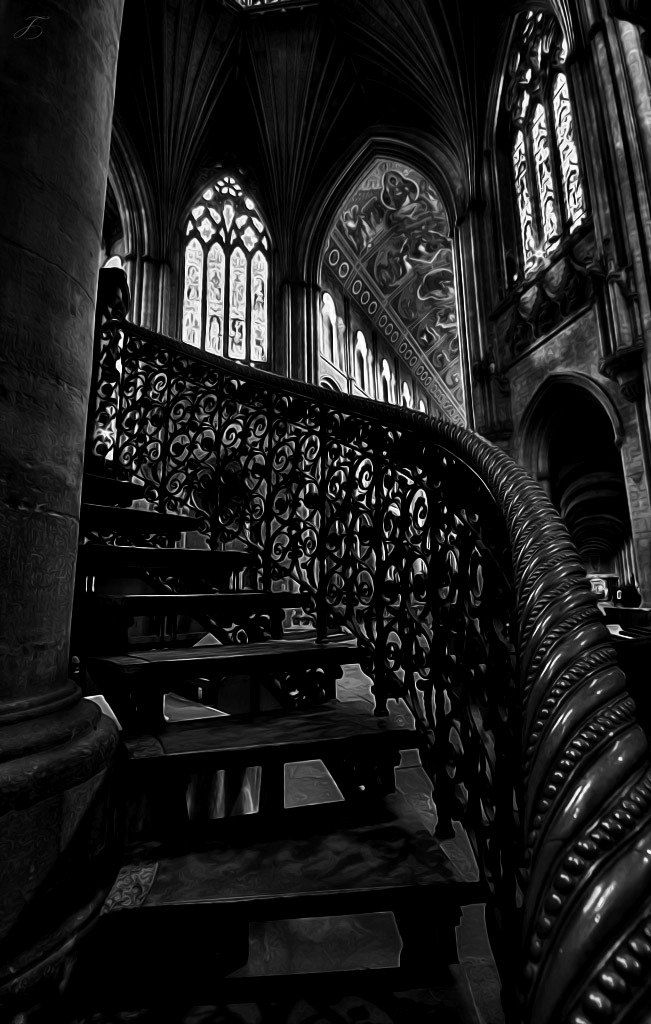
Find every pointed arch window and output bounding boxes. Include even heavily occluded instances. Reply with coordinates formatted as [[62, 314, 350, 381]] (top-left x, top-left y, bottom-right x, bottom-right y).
[[506, 10, 585, 276], [381, 360, 395, 405], [354, 331, 367, 392], [182, 175, 270, 364], [320, 292, 337, 364]]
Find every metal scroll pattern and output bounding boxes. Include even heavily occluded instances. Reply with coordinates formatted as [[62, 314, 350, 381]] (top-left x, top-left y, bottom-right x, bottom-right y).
[[88, 318, 651, 1023]]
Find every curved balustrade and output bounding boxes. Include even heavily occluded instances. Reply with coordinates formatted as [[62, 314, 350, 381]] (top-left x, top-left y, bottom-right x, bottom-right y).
[[88, 314, 651, 1023]]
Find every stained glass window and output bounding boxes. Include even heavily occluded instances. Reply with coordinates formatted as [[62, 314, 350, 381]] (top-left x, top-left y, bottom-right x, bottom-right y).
[[181, 175, 270, 363], [531, 104, 559, 251], [506, 10, 586, 277], [512, 132, 536, 272], [234, 0, 302, 6], [320, 293, 337, 364], [354, 331, 367, 392], [552, 74, 585, 228], [381, 360, 395, 405]]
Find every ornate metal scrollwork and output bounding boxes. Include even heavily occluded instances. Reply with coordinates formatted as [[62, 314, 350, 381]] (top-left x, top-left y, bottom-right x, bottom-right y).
[[88, 315, 651, 1022]]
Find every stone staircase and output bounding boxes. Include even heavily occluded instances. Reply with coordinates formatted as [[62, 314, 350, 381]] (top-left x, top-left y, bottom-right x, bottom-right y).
[[62, 473, 491, 1020]]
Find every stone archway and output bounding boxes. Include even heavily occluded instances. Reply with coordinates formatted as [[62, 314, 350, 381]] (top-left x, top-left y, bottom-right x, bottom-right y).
[[520, 375, 637, 587]]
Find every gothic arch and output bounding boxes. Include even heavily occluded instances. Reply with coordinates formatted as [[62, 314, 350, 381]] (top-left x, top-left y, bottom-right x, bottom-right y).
[[312, 147, 465, 423], [483, 1, 587, 293], [179, 172, 271, 363], [304, 136, 461, 287], [519, 373, 631, 574], [519, 371, 625, 478]]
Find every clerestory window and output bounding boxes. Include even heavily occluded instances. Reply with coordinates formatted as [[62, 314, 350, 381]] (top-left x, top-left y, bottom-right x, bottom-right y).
[[506, 10, 585, 276], [181, 175, 269, 364]]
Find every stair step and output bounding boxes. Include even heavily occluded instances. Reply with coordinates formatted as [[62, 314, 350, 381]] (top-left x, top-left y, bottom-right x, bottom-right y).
[[78, 543, 258, 575], [119, 791, 481, 919], [122, 699, 415, 833], [81, 473, 145, 507], [89, 634, 359, 680], [89, 590, 281, 615], [65, 904, 479, 1011], [125, 698, 412, 764], [80, 503, 201, 536]]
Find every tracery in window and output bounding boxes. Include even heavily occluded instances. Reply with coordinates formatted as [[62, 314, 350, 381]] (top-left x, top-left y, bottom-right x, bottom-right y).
[[402, 382, 413, 408], [505, 10, 586, 277], [182, 175, 269, 363]]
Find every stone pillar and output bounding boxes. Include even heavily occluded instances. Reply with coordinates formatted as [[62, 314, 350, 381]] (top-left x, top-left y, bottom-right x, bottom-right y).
[[280, 278, 321, 383], [0, 0, 123, 1006], [454, 205, 511, 440], [575, 0, 651, 600]]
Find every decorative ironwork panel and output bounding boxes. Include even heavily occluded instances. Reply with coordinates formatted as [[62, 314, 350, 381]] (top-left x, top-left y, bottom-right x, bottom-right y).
[[101, 321, 518, 958], [87, 312, 651, 1021]]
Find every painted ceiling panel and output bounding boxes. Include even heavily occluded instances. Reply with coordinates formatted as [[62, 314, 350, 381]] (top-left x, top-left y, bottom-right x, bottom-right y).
[[324, 159, 464, 423]]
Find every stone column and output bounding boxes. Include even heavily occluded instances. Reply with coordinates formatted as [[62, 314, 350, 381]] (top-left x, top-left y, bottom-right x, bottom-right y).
[[454, 204, 512, 441], [576, 0, 651, 601], [280, 278, 321, 383], [0, 0, 123, 1005]]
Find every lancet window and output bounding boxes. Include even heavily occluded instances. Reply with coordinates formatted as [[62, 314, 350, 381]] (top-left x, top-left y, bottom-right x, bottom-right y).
[[355, 331, 367, 392], [320, 293, 338, 365], [182, 175, 269, 364], [506, 10, 585, 276]]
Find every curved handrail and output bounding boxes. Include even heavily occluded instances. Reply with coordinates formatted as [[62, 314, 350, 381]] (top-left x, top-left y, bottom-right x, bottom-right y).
[[88, 318, 651, 1023]]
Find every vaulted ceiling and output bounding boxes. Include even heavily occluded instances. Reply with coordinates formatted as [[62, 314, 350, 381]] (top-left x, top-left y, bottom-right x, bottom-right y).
[[111, 0, 524, 271], [110, 0, 580, 415]]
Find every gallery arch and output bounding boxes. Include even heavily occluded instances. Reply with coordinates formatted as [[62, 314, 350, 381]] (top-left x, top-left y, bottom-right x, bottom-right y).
[[317, 156, 462, 417], [520, 377, 638, 594]]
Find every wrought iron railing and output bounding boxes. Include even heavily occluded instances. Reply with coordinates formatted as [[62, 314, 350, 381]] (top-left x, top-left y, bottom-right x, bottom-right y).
[[87, 311, 651, 1023]]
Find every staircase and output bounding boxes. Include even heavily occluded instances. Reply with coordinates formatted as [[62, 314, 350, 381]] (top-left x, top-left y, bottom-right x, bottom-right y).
[[64, 472, 490, 1021], [59, 296, 651, 1024]]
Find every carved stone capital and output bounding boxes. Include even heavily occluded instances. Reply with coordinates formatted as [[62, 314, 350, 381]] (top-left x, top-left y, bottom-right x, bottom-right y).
[[600, 343, 646, 401]]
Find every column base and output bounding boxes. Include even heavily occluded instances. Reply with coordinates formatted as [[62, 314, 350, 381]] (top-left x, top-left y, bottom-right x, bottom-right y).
[[0, 701, 120, 1019]]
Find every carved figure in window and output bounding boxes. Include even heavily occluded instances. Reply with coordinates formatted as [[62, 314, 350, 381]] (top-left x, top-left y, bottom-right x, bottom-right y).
[[505, 10, 586, 277], [181, 175, 269, 363]]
